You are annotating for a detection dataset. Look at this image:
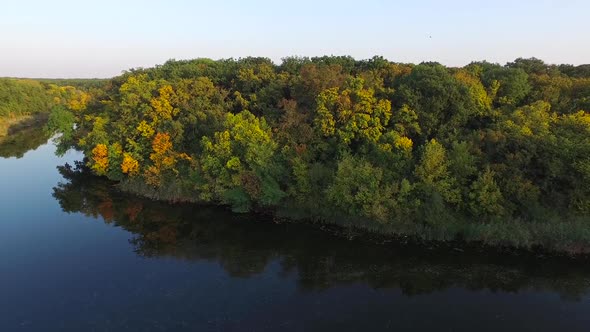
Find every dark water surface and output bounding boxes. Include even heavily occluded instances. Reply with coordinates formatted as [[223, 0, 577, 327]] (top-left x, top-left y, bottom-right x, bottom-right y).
[[2, 135, 590, 332]]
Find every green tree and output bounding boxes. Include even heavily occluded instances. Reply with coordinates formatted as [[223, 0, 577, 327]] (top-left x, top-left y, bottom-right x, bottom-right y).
[[415, 139, 460, 205], [200, 111, 284, 211], [327, 154, 393, 222], [468, 168, 505, 218]]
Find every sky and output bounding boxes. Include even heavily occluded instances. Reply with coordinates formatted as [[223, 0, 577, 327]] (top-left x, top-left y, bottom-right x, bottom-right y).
[[1, 0, 588, 78]]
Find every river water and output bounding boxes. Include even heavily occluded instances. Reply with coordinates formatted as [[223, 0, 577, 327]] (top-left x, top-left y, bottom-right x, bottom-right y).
[[1, 135, 590, 331]]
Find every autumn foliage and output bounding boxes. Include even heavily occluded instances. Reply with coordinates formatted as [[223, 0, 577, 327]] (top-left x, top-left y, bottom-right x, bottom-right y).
[[91, 144, 109, 175], [65, 56, 590, 250]]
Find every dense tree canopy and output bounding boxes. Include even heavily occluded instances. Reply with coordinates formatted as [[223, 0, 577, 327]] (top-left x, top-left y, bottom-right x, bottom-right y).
[[0, 79, 53, 117], [54, 56, 590, 251]]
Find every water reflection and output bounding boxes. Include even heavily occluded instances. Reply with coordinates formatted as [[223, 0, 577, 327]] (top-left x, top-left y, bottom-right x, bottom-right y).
[[0, 126, 50, 158], [53, 162, 590, 299]]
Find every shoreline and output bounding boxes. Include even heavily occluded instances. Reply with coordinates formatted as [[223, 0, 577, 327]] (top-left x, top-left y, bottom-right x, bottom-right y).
[[114, 178, 590, 258], [0, 112, 48, 138]]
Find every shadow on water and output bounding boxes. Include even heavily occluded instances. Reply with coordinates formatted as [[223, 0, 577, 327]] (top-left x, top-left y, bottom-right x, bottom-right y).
[[52, 162, 590, 300]]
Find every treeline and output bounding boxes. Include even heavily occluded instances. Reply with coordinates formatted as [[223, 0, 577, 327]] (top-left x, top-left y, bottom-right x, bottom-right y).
[[0, 77, 98, 142], [0, 77, 101, 118], [60, 56, 590, 251], [35, 78, 109, 90], [0, 79, 54, 117], [0, 77, 96, 123]]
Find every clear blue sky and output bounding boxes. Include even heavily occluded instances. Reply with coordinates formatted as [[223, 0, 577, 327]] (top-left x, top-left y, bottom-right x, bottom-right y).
[[1, 0, 588, 78]]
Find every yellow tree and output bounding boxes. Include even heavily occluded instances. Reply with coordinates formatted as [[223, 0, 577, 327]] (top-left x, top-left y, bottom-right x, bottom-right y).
[[149, 85, 179, 123], [143, 132, 191, 186], [91, 144, 109, 175], [315, 77, 392, 145], [121, 153, 140, 176], [48, 85, 91, 112], [144, 132, 174, 186]]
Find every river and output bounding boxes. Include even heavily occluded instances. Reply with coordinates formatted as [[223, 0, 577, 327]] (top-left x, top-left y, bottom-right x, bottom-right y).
[[1, 133, 590, 331]]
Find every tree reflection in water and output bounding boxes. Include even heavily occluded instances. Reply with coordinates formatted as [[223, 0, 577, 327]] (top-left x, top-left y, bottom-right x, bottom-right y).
[[53, 161, 590, 299], [0, 126, 50, 159]]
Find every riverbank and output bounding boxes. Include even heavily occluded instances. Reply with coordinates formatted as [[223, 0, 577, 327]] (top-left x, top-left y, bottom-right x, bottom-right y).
[[115, 178, 590, 257], [0, 113, 48, 138]]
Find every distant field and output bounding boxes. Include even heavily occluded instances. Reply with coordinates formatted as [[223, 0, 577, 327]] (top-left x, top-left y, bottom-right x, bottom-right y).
[[0, 77, 109, 89], [28, 78, 109, 89]]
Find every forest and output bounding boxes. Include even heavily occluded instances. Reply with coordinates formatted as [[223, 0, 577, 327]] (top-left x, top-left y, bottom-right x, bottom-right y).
[[0, 78, 93, 138], [47, 56, 590, 252]]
